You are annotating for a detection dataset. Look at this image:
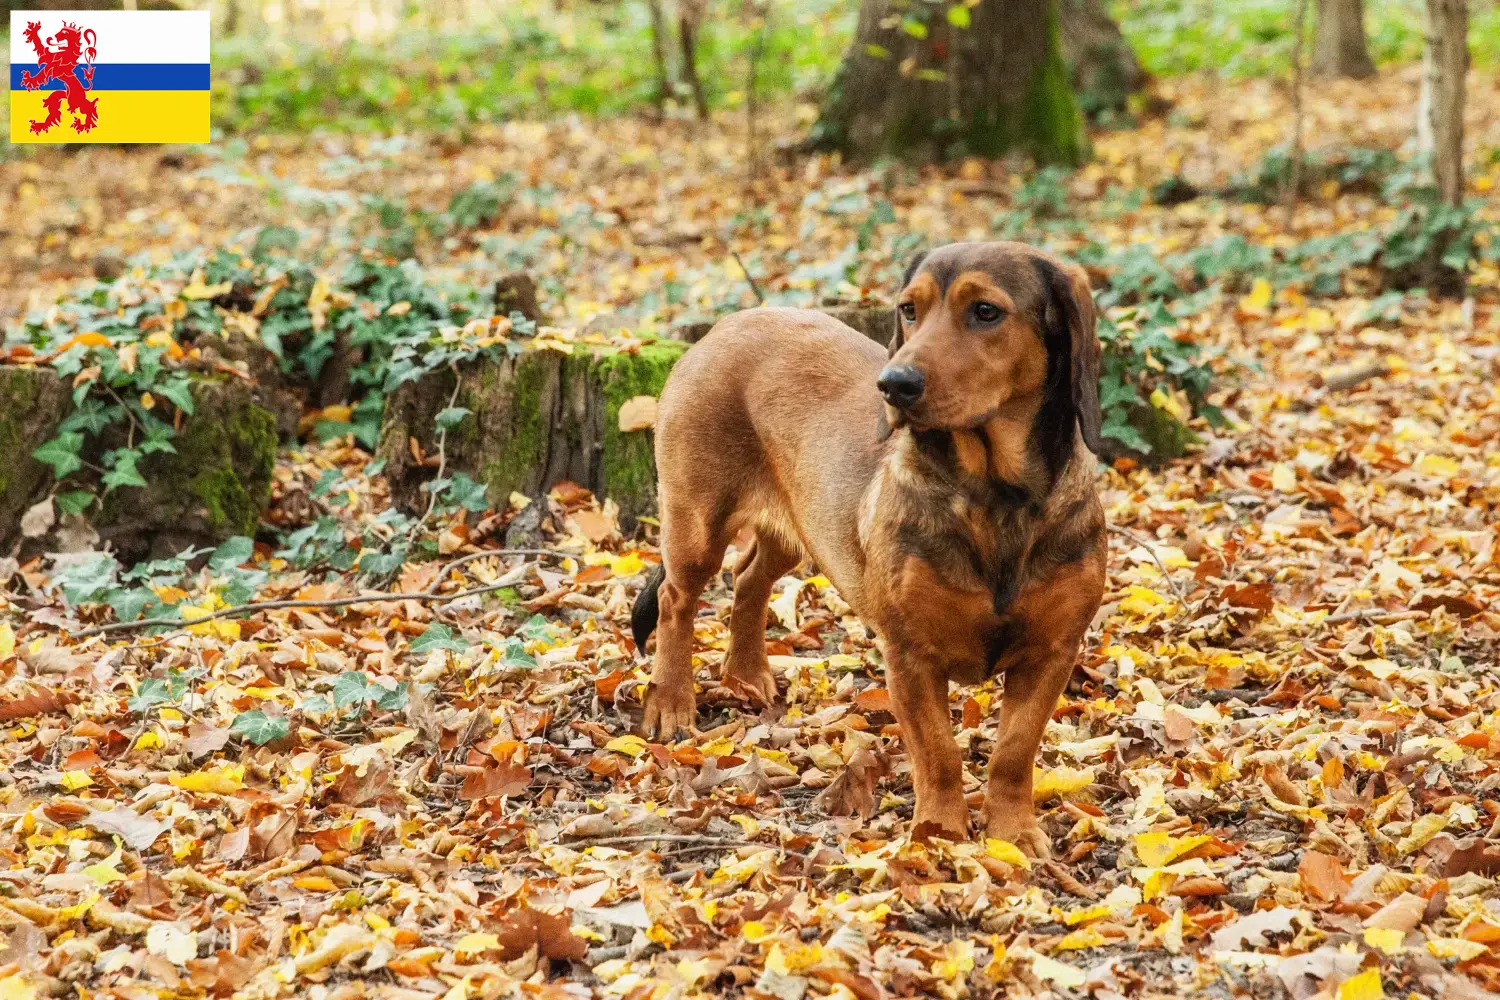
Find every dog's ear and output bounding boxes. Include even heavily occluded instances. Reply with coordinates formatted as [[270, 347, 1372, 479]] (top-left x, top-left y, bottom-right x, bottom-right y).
[[1041, 259, 1103, 455], [890, 249, 929, 357]]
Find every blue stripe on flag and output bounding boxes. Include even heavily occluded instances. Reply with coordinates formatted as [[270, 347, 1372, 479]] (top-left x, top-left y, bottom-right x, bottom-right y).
[[10, 64, 209, 91]]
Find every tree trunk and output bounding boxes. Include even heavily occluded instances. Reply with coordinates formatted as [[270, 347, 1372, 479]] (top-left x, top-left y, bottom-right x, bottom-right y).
[[1312, 0, 1376, 78], [812, 0, 1086, 164], [1417, 0, 1468, 207], [1057, 0, 1147, 117]]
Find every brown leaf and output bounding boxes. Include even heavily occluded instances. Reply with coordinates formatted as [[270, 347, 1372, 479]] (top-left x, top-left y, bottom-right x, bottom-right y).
[[1363, 892, 1427, 932], [183, 723, 231, 758], [501, 906, 588, 961], [0, 688, 65, 722], [1432, 837, 1500, 878], [1263, 762, 1307, 806], [1163, 707, 1195, 742], [460, 762, 532, 800], [1298, 850, 1351, 901], [815, 748, 885, 818]]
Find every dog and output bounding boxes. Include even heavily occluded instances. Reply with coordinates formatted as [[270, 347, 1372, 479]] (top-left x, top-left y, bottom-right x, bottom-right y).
[[630, 241, 1107, 856]]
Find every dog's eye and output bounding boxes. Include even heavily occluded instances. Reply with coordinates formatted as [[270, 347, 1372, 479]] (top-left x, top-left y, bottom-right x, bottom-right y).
[[899, 303, 917, 322], [972, 302, 1004, 324]]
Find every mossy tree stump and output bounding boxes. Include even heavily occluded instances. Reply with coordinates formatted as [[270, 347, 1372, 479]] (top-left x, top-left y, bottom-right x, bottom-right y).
[[0, 368, 278, 560], [378, 341, 688, 530]]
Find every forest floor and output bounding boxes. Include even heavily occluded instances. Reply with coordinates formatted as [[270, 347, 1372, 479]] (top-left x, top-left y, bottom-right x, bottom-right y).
[[1, 69, 1500, 999]]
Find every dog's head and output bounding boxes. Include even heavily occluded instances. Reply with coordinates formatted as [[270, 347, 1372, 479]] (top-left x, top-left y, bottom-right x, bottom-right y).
[[878, 241, 1102, 456]]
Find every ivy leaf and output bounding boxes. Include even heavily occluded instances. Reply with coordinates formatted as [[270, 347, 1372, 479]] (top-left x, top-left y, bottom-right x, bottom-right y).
[[374, 682, 410, 711], [55, 490, 95, 516], [33, 432, 86, 478], [230, 710, 289, 746], [105, 587, 160, 624], [157, 378, 195, 415], [500, 638, 537, 669], [411, 623, 469, 653], [129, 677, 173, 714], [434, 406, 472, 431], [55, 552, 119, 606], [518, 614, 553, 642], [101, 449, 148, 493], [209, 536, 255, 575], [332, 671, 375, 709], [446, 472, 490, 513]]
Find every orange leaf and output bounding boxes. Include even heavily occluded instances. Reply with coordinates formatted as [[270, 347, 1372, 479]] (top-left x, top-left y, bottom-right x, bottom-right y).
[[1299, 850, 1351, 901]]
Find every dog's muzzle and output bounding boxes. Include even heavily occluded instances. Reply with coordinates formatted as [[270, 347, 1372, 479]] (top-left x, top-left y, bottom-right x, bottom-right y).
[[877, 365, 926, 409]]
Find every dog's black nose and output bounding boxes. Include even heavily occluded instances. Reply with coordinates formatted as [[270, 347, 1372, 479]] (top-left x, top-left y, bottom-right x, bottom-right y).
[[877, 365, 926, 409]]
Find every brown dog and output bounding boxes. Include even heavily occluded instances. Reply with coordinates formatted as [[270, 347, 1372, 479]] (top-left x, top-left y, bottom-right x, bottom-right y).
[[630, 241, 1106, 855]]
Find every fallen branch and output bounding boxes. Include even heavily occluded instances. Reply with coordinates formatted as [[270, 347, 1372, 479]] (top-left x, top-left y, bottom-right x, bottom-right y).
[[1319, 358, 1390, 392], [67, 547, 578, 640], [1107, 523, 1186, 602]]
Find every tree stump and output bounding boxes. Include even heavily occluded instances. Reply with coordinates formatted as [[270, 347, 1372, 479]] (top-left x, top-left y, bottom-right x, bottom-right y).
[[378, 341, 688, 530], [0, 368, 279, 560]]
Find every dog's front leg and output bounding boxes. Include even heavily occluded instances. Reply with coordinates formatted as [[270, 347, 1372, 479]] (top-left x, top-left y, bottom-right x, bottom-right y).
[[982, 646, 1075, 859], [887, 656, 969, 838]]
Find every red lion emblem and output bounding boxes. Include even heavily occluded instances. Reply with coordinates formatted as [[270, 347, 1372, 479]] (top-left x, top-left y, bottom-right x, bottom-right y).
[[20, 20, 100, 135]]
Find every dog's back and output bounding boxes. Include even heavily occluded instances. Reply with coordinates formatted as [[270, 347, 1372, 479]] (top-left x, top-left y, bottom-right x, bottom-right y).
[[633, 308, 890, 648]]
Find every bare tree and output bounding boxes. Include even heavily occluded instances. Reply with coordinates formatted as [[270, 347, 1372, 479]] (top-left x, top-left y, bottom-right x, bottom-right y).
[[1417, 0, 1468, 207], [1312, 0, 1376, 78]]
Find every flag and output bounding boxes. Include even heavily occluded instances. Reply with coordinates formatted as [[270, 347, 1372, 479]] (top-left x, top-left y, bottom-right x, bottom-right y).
[[10, 10, 209, 144]]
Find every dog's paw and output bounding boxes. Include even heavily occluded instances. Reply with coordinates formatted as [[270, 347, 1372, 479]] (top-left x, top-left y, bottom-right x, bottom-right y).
[[641, 682, 697, 741], [986, 816, 1052, 860], [720, 665, 778, 707]]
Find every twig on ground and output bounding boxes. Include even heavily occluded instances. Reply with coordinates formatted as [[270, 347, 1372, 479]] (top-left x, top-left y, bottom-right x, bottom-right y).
[[1107, 523, 1186, 602], [68, 547, 577, 641], [733, 251, 765, 305], [561, 834, 763, 850]]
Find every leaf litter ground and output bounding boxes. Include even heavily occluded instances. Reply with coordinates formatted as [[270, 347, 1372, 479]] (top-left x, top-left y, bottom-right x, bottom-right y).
[[0, 70, 1499, 1000]]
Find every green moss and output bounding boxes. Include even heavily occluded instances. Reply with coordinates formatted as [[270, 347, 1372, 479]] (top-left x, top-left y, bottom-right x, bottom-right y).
[[100, 385, 278, 540], [477, 352, 550, 501], [1018, 1, 1087, 166], [0, 370, 39, 501], [595, 340, 686, 516]]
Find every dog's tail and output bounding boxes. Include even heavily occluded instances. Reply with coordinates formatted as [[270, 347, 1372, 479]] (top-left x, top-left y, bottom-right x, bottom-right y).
[[631, 563, 666, 656]]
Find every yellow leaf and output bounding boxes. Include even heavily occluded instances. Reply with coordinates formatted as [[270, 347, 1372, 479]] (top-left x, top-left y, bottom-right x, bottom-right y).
[[1133, 832, 1213, 867], [1033, 766, 1095, 803], [609, 552, 646, 577], [1428, 937, 1488, 961], [1119, 585, 1173, 617], [984, 839, 1033, 870], [292, 876, 339, 892], [604, 735, 648, 757], [180, 279, 232, 301], [59, 770, 93, 791], [139, 392, 156, 410], [1337, 967, 1383, 1000], [1063, 904, 1112, 926], [1054, 926, 1109, 951], [1030, 954, 1086, 989], [170, 764, 245, 795], [1363, 927, 1404, 954], [1396, 812, 1448, 854], [1414, 454, 1460, 478], [1239, 277, 1273, 313], [454, 932, 501, 956], [1271, 463, 1297, 492], [698, 737, 736, 757], [134, 730, 163, 751], [0, 623, 14, 658], [0, 974, 37, 1000], [741, 920, 771, 943], [83, 846, 125, 886]]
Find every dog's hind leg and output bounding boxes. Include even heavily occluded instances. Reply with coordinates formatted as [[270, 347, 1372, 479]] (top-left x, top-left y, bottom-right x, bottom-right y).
[[641, 499, 729, 740], [720, 528, 800, 706]]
